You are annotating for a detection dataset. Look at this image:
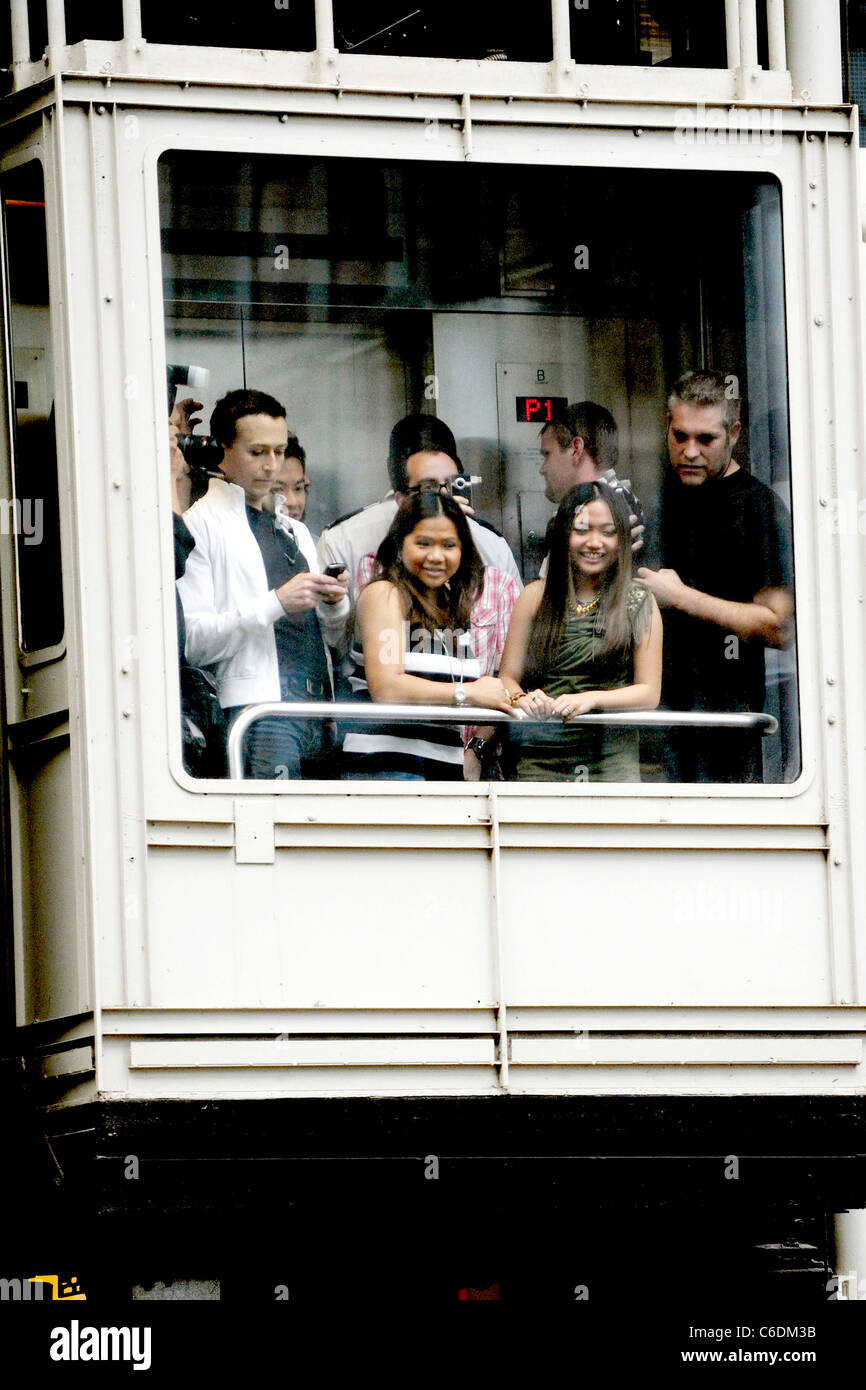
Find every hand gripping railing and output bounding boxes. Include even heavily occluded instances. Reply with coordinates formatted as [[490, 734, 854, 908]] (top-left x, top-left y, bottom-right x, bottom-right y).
[[226, 702, 778, 780]]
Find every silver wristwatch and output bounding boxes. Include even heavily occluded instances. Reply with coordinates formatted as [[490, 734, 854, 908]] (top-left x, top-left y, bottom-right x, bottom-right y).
[[453, 685, 467, 707]]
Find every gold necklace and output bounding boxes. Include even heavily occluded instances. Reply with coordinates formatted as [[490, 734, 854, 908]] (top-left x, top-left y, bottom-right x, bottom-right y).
[[572, 592, 601, 616]]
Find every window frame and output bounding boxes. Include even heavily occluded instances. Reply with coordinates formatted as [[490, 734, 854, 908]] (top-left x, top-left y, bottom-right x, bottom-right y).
[[145, 124, 811, 805], [0, 147, 66, 672]]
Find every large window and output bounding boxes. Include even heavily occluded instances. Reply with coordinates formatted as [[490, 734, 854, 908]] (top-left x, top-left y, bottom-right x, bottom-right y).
[[161, 151, 798, 787]]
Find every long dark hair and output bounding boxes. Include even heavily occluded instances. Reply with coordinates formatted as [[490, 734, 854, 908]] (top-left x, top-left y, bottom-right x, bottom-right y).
[[374, 491, 483, 634], [525, 481, 634, 681]]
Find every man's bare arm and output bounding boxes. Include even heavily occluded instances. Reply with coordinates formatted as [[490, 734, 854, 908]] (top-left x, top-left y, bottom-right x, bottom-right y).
[[637, 567, 793, 649]]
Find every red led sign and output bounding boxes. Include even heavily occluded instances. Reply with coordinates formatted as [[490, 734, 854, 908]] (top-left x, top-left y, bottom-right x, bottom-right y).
[[515, 395, 568, 423]]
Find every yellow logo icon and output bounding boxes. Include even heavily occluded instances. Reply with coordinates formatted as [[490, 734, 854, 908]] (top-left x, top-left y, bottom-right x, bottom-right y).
[[28, 1275, 86, 1301]]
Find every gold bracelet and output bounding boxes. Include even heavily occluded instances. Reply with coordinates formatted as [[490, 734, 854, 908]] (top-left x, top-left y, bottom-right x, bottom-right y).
[[508, 691, 523, 707]]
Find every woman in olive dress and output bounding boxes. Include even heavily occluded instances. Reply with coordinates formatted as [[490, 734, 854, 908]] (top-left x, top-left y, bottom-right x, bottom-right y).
[[499, 481, 662, 782]]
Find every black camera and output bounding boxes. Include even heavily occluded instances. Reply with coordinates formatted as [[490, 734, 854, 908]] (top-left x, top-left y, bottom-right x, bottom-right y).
[[176, 433, 224, 503], [176, 433, 224, 468], [450, 473, 481, 506]]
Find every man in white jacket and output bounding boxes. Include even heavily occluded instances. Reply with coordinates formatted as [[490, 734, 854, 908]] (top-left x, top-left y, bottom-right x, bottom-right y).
[[178, 389, 349, 778]]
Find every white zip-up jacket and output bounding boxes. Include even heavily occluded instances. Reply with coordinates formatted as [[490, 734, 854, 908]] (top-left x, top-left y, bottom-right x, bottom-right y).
[[177, 477, 349, 709]]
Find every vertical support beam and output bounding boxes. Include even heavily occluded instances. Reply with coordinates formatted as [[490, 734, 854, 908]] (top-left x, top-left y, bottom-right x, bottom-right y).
[[314, 0, 336, 53], [122, 0, 144, 44], [10, 0, 30, 87], [737, 0, 759, 69], [785, 0, 843, 102], [725, 0, 741, 68], [766, 0, 787, 72], [488, 786, 509, 1092], [550, 0, 575, 94], [314, 0, 338, 83], [46, 0, 67, 56], [551, 0, 572, 69]]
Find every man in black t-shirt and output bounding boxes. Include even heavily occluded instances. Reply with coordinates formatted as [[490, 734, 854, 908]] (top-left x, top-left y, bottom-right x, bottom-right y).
[[638, 371, 793, 783]]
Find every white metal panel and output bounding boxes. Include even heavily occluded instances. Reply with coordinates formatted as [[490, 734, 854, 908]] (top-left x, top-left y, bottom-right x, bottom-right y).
[[144, 847, 497, 1008], [506, 1064, 866, 1095], [500, 847, 831, 1005], [506, 1006, 866, 1031], [103, 1007, 498, 1033], [40, 1045, 95, 1077], [102, 1062, 501, 1099], [18, 746, 89, 1022], [129, 1037, 496, 1066], [509, 1036, 862, 1065]]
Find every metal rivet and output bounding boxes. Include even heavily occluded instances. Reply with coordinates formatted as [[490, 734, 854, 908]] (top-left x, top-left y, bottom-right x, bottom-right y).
[[827, 715, 836, 725], [279, 113, 288, 123], [122, 708, 132, 718], [827, 676, 836, 685], [819, 497, 828, 507], [814, 316, 824, 326]]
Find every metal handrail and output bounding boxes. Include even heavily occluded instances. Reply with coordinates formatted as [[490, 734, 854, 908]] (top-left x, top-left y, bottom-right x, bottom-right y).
[[226, 702, 778, 779]]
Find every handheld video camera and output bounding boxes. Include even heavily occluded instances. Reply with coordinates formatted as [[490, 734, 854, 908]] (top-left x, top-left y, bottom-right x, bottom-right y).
[[450, 473, 482, 507]]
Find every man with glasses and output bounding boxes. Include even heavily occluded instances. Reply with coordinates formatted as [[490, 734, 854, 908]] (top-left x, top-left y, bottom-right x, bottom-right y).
[[317, 413, 521, 608], [267, 435, 313, 529]]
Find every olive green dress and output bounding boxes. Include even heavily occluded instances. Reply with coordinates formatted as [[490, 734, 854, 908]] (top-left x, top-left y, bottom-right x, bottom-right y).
[[514, 581, 653, 783]]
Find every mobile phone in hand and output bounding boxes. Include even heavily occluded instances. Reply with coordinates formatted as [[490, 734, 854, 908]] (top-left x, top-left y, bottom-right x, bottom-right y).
[[324, 563, 345, 579]]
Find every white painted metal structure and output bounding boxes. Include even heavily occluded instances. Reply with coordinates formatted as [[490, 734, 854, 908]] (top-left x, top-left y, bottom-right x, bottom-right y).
[[1, 3, 865, 1142]]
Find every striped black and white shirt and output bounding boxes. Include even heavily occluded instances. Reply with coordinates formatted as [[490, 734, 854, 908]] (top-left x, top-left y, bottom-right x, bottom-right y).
[[344, 631, 481, 780]]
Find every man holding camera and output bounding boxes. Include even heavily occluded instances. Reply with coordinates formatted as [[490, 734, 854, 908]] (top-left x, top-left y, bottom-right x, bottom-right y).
[[177, 388, 349, 778], [317, 413, 521, 607], [637, 370, 793, 783]]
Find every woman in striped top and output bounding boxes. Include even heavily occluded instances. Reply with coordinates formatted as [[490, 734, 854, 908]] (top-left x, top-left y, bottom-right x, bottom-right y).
[[344, 491, 515, 780]]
